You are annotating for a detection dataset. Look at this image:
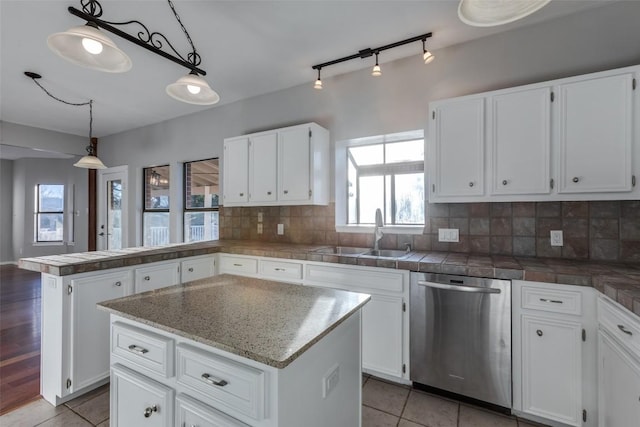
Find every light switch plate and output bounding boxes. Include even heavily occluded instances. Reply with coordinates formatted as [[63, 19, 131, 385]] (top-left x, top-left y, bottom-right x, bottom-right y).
[[322, 364, 340, 399], [438, 228, 459, 242], [277, 224, 284, 235], [257, 212, 263, 223], [257, 223, 263, 234], [550, 230, 563, 246]]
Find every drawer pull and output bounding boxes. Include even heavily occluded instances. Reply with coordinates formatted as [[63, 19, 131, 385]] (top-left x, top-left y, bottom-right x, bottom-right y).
[[539, 298, 563, 304], [188, 267, 194, 272], [144, 276, 150, 281], [143, 405, 157, 418], [233, 263, 243, 267], [274, 268, 286, 272], [618, 324, 633, 336], [128, 344, 149, 355], [536, 329, 543, 337], [572, 177, 579, 183], [502, 180, 508, 186], [201, 373, 228, 387], [468, 182, 474, 187], [114, 281, 122, 287]]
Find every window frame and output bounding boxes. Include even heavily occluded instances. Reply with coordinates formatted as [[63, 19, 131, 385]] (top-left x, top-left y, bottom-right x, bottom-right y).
[[142, 165, 171, 246], [335, 130, 426, 235], [183, 157, 220, 242], [34, 183, 65, 243]]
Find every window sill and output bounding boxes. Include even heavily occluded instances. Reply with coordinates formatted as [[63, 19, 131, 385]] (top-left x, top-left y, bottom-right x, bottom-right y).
[[32, 242, 65, 247], [335, 225, 425, 235]]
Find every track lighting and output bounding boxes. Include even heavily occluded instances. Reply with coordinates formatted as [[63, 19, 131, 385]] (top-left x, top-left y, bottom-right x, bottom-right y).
[[422, 39, 435, 64], [314, 68, 323, 90], [48, 0, 219, 105], [372, 52, 382, 77]]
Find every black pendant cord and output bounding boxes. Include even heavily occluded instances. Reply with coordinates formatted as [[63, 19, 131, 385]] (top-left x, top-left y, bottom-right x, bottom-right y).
[[167, 0, 200, 69]]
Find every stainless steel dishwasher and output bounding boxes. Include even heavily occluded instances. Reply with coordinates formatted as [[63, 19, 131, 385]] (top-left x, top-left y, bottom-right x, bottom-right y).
[[410, 272, 511, 410]]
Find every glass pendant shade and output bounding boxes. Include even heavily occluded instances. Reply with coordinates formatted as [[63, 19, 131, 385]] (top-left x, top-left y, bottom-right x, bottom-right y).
[[314, 79, 323, 90], [74, 154, 107, 169], [423, 50, 435, 64], [166, 73, 220, 105], [458, 0, 551, 27], [48, 24, 132, 73], [372, 64, 382, 77]]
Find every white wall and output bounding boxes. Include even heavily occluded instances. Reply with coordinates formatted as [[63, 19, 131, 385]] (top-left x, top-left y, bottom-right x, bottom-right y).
[[99, 2, 640, 247], [1, 121, 87, 155], [0, 159, 14, 262]]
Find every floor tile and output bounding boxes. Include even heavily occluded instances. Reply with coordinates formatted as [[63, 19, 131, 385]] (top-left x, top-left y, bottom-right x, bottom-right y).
[[398, 419, 427, 427], [72, 390, 110, 425], [96, 421, 109, 427], [459, 404, 517, 427], [36, 410, 93, 426], [517, 420, 548, 427], [362, 405, 400, 427], [402, 390, 458, 427], [362, 378, 410, 416], [0, 399, 68, 427], [64, 384, 110, 410]]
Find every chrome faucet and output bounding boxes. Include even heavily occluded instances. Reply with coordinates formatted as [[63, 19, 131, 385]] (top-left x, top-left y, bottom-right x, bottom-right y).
[[373, 208, 383, 251]]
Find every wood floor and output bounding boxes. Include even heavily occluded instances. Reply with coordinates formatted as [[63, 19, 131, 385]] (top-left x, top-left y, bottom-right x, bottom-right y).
[[0, 264, 42, 415]]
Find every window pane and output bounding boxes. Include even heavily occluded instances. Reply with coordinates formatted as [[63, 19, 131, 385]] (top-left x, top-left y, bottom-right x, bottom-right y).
[[184, 211, 219, 242], [143, 212, 170, 246], [37, 213, 64, 241], [394, 173, 425, 224], [185, 159, 219, 209], [385, 140, 424, 164], [39, 184, 64, 212], [349, 144, 383, 166], [347, 157, 357, 224], [385, 176, 392, 224], [144, 166, 170, 210], [358, 176, 384, 224]]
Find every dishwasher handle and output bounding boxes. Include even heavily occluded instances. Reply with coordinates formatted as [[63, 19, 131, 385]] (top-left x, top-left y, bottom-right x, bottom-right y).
[[417, 280, 502, 294]]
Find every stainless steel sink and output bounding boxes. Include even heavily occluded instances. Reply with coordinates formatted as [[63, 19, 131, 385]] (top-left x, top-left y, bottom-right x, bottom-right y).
[[362, 249, 411, 259], [314, 246, 370, 255]]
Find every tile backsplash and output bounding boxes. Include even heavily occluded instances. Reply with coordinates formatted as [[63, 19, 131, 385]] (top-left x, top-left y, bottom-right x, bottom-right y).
[[219, 201, 640, 263]]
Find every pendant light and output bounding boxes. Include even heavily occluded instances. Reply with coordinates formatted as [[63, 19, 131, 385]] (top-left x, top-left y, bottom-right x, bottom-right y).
[[47, 22, 132, 73], [371, 52, 382, 77], [166, 71, 220, 105], [314, 68, 323, 90], [422, 39, 435, 64], [74, 143, 107, 169]]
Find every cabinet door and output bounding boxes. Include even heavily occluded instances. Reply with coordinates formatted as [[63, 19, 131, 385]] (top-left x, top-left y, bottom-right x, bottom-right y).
[[70, 270, 130, 392], [362, 295, 404, 378], [181, 256, 216, 283], [111, 364, 174, 427], [521, 315, 582, 426], [279, 126, 311, 202], [598, 331, 640, 427], [134, 262, 180, 293], [223, 137, 250, 204], [249, 133, 278, 203], [491, 87, 551, 195], [431, 98, 484, 199], [176, 394, 250, 427], [558, 73, 633, 193]]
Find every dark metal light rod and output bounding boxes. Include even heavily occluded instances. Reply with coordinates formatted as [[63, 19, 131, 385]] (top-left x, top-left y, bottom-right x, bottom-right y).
[[312, 32, 432, 70], [68, 6, 207, 76]]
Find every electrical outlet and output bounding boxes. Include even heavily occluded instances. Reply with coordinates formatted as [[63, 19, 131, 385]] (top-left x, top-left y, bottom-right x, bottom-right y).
[[257, 212, 263, 223], [550, 230, 563, 246], [438, 228, 459, 242], [257, 223, 263, 234], [322, 364, 340, 398], [277, 224, 284, 235]]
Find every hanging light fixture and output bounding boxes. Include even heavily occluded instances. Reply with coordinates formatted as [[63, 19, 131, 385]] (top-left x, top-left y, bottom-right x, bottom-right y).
[[25, 72, 107, 169], [458, 0, 551, 27], [48, 0, 219, 105], [422, 38, 435, 64], [371, 52, 382, 77], [314, 68, 323, 90], [312, 32, 432, 89]]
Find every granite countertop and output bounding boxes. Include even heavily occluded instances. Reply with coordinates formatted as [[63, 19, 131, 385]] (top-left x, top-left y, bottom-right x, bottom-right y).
[[98, 274, 370, 368], [20, 239, 640, 316]]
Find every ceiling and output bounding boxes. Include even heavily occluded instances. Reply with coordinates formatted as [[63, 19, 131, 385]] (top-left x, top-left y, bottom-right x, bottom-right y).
[[0, 0, 610, 145]]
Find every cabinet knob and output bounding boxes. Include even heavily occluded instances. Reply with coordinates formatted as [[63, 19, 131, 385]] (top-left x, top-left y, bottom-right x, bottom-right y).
[[143, 405, 158, 418], [267, 191, 272, 195], [502, 180, 508, 186], [284, 190, 289, 194], [114, 281, 121, 287], [239, 192, 244, 197], [536, 329, 543, 337], [144, 276, 150, 281], [572, 177, 579, 183], [188, 267, 194, 272], [468, 182, 474, 187]]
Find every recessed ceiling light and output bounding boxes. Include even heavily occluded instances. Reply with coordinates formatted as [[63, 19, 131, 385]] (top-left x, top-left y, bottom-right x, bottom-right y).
[[458, 0, 551, 27]]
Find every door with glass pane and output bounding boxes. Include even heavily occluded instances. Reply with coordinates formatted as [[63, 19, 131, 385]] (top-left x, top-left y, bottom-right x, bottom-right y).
[[98, 166, 128, 250]]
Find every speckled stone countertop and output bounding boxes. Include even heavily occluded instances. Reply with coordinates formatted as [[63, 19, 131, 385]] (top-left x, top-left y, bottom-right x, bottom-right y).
[[97, 274, 370, 368], [20, 239, 640, 316]]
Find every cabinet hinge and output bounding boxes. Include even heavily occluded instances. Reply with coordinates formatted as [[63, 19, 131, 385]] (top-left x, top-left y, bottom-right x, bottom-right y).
[[67, 285, 73, 295], [66, 378, 72, 389], [583, 409, 587, 422], [309, 129, 312, 138], [432, 184, 435, 192], [550, 91, 555, 102], [550, 178, 554, 189], [432, 111, 435, 120], [582, 329, 586, 342], [309, 189, 312, 197], [402, 364, 406, 374], [402, 302, 406, 312], [633, 78, 636, 90], [633, 175, 636, 187], [177, 265, 180, 273]]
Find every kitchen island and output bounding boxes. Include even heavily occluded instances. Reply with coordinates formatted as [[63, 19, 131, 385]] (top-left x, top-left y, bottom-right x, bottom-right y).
[[98, 274, 370, 427]]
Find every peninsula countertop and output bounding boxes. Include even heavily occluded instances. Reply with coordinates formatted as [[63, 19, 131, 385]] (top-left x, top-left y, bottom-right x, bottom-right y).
[[97, 274, 370, 368]]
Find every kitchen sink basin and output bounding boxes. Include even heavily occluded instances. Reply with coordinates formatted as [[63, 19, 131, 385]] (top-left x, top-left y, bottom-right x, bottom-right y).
[[314, 246, 370, 255], [362, 249, 411, 259]]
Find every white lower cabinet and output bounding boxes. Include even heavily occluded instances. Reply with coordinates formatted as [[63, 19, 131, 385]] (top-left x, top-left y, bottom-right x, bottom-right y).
[[598, 296, 640, 427], [362, 295, 404, 378], [177, 393, 249, 427], [134, 261, 180, 293]]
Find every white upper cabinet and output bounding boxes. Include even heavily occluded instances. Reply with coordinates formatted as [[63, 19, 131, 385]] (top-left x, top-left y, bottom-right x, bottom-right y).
[[558, 72, 634, 193], [430, 97, 485, 200], [490, 87, 551, 196], [223, 123, 329, 207]]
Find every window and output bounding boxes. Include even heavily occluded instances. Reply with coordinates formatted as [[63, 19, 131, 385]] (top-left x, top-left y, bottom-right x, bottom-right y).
[[184, 158, 219, 242], [35, 184, 64, 242], [143, 166, 170, 246], [336, 130, 425, 232]]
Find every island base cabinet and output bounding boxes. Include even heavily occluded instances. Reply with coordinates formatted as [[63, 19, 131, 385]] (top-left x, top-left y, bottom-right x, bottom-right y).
[[177, 393, 250, 427]]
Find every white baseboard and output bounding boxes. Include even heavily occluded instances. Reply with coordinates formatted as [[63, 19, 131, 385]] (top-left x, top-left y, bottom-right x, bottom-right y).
[[0, 261, 18, 266]]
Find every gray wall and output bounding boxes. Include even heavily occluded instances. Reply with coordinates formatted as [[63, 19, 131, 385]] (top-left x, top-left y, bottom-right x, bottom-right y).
[[1, 121, 88, 155], [99, 2, 640, 247], [1, 159, 14, 262]]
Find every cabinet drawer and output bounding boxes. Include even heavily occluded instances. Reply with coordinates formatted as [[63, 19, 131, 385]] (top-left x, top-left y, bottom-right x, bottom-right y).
[[181, 256, 215, 283], [176, 344, 265, 420], [521, 286, 582, 315], [305, 263, 404, 293], [134, 262, 180, 293], [218, 256, 258, 275], [598, 297, 640, 356], [259, 259, 303, 281], [112, 322, 175, 377], [176, 393, 250, 427]]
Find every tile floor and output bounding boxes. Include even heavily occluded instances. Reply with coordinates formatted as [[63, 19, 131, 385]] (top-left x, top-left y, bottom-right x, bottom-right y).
[[0, 376, 548, 426]]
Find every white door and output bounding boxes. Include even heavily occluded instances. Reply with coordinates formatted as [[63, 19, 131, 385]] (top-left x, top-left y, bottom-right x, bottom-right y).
[[279, 125, 311, 202], [222, 137, 249, 204], [362, 295, 404, 378], [98, 166, 128, 250], [249, 133, 278, 203]]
